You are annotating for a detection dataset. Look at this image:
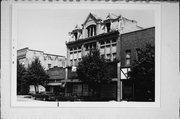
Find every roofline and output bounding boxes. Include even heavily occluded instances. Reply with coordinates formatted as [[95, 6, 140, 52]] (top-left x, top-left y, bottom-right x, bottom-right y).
[[122, 17, 137, 22], [121, 27, 155, 36], [44, 53, 65, 57], [66, 30, 119, 46], [17, 47, 29, 51], [66, 27, 154, 46], [28, 49, 44, 53], [17, 47, 65, 57]]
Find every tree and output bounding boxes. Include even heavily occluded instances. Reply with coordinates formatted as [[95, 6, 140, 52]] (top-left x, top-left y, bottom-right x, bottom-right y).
[[76, 48, 111, 98], [17, 60, 28, 94], [24, 58, 49, 94], [128, 44, 155, 101]]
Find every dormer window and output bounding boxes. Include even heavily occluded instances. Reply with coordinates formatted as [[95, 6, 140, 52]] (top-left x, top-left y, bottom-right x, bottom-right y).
[[74, 32, 78, 40], [105, 22, 111, 32], [86, 25, 96, 37]]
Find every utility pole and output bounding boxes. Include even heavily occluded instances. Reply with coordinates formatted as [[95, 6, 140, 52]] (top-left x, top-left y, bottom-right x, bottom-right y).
[[117, 62, 121, 101]]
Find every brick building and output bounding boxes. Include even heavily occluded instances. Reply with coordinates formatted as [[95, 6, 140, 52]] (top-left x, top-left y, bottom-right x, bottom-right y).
[[119, 27, 155, 67], [118, 27, 155, 101]]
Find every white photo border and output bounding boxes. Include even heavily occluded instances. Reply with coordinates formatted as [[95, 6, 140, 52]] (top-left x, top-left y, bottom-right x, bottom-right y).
[[11, 3, 161, 107]]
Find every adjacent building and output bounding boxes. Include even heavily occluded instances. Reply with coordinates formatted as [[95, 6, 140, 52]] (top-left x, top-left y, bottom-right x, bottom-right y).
[[119, 27, 155, 101], [17, 47, 66, 70], [17, 47, 66, 94]]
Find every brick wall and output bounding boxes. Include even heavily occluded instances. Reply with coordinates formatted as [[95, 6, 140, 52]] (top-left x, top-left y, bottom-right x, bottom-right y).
[[120, 27, 155, 67]]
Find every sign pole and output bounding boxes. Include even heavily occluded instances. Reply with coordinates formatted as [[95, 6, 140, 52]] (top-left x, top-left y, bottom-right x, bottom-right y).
[[117, 62, 121, 101]]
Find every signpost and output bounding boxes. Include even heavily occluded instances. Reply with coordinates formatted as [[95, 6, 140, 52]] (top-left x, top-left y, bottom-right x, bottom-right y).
[[117, 62, 131, 101], [117, 62, 121, 101]]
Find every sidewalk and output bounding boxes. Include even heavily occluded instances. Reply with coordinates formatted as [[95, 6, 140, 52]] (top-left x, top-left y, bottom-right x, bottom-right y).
[[17, 95, 44, 102]]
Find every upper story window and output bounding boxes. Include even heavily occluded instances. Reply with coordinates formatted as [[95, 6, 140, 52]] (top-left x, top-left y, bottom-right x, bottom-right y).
[[74, 47, 77, 50], [70, 53, 73, 60], [105, 22, 111, 32], [125, 50, 131, 66], [100, 46, 105, 55], [78, 46, 81, 49], [106, 40, 110, 44], [112, 39, 116, 43], [70, 48, 73, 51], [85, 43, 96, 51], [74, 52, 77, 59], [106, 45, 111, 54], [136, 48, 141, 60], [112, 44, 117, 53], [78, 51, 82, 59], [100, 41, 105, 45], [86, 25, 96, 37], [48, 64, 51, 69]]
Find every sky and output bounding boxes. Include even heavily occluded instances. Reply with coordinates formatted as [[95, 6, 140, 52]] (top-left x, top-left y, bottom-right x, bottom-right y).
[[17, 8, 155, 57]]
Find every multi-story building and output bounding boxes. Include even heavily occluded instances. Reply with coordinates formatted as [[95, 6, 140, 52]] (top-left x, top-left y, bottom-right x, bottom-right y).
[[17, 47, 66, 70], [45, 26, 155, 100], [17, 47, 66, 94], [66, 13, 143, 67], [64, 13, 155, 101]]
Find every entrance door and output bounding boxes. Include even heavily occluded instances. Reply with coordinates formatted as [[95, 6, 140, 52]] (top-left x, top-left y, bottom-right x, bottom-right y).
[[73, 84, 82, 96], [122, 80, 133, 101]]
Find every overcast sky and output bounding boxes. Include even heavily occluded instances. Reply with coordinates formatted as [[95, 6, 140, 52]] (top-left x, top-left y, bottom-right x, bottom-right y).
[[17, 8, 154, 57]]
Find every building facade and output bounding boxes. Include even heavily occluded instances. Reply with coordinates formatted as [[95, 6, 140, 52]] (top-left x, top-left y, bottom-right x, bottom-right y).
[[46, 66, 66, 94], [17, 47, 66, 94], [119, 27, 155, 101], [17, 47, 66, 70], [45, 26, 155, 101], [64, 13, 156, 101], [66, 13, 142, 67]]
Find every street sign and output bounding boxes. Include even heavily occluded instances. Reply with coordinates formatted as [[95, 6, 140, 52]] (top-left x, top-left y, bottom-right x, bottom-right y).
[[121, 67, 131, 79], [72, 66, 77, 72]]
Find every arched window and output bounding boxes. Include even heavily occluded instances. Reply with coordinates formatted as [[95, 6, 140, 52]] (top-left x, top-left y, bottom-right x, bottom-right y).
[[86, 25, 96, 37]]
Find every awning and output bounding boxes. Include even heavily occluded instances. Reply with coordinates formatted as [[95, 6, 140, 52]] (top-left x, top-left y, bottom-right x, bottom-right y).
[[47, 82, 63, 86]]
